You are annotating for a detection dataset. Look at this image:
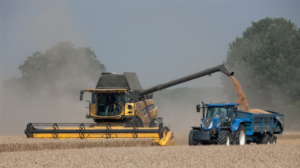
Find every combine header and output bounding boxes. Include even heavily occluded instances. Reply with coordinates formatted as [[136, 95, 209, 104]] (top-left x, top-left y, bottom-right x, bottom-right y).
[[25, 64, 234, 146]]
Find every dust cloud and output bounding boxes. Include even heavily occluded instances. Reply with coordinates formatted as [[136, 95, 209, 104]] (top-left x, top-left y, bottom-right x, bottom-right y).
[[0, 3, 100, 136], [0, 81, 95, 136]]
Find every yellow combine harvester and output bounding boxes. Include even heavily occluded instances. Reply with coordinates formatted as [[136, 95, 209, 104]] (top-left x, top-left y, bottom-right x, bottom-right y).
[[25, 64, 233, 146]]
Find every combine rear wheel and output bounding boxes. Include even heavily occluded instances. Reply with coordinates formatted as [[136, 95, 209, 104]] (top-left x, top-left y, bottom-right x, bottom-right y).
[[217, 130, 231, 145], [234, 124, 246, 145], [188, 130, 197, 146]]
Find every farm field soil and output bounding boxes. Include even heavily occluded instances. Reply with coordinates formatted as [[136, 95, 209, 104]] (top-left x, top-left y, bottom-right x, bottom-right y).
[[0, 136, 155, 152], [1, 144, 300, 168], [1, 133, 300, 167]]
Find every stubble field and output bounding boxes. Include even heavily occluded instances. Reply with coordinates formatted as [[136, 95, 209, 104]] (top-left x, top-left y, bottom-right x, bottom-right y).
[[1, 133, 300, 168]]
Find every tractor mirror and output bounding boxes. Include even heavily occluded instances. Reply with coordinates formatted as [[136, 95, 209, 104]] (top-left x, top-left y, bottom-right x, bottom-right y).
[[80, 91, 84, 101], [196, 105, 200, 112]]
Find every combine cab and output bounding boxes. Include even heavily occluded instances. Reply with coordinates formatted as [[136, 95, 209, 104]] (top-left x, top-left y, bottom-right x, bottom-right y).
[[25, 64, 234, 146]]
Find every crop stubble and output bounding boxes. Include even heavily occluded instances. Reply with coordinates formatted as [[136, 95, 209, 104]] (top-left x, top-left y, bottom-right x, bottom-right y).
[[1, 144, 300, 168], [0, 136, 155, 153], [1, 133, 300, 167]]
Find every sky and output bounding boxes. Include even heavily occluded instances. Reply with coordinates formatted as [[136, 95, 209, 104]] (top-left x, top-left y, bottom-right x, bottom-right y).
[[1, 0, 300, 90]]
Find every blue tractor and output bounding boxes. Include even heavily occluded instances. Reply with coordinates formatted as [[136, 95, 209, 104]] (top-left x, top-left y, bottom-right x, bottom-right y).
[[189, 102, 284, 145]]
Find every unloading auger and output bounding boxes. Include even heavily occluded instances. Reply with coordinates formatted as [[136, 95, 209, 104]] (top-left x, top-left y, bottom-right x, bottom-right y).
[[25, 63, 233, 146]]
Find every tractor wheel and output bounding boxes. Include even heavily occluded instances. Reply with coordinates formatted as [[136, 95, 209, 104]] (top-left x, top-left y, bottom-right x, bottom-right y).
[[270, 135, 277, 145], [217, 130, 231, 145], [188, 130, 197, 146], [259, 134, 271, 144], [234, 124, 246, 145]]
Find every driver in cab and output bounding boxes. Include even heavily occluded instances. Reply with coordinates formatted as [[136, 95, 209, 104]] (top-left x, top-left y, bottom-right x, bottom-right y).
[[106, 95, 115, 113], [215, 108, 226, 123]]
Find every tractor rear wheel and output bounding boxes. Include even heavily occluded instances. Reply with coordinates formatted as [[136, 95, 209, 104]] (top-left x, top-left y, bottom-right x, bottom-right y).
[[217, 130, 231, 145], [259, 134, 270, 144], [188, 130, 197, 146], [234, 124, 246, 145]]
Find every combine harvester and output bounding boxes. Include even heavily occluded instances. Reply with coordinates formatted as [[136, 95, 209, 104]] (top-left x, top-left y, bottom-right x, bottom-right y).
[[25, 64, 234, 146], [189, 102, 284, 145]]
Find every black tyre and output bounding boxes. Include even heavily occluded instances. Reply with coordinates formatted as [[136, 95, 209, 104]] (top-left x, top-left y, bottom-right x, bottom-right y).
[[124, 117, 144, 127], [234, 124, 246, 145], [217, 130, 231, 145], [270, 135, 277, 145], [134, 117, 144, 127], [149, 120, 156, 127], [259, 134, 271, 144], [188, 130, 197, 146]]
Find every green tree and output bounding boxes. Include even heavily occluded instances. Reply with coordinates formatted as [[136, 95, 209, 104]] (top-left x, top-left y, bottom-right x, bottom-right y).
[[3, 42, 106, 96], [221, 17, 300, 107]]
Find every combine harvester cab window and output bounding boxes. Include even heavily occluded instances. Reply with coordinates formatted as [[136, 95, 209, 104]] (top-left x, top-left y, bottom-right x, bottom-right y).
[[96, 93, 125, 116]]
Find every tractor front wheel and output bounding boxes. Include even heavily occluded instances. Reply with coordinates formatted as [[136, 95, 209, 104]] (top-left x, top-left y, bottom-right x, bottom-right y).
[[188, 130, 197, 146], [217, 130, 231, 146]]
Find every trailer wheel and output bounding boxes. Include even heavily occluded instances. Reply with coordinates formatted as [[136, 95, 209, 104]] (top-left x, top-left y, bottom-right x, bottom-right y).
[[259, 134, 270, 144], [270, 135, 277, 145], [217, 130, 231, 145], [234, 124, 246, 145], [188, 130, 197, 146]]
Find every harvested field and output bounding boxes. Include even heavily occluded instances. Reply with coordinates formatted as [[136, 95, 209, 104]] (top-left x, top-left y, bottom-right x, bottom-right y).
[[0, 136, 155, 153], [1, 133, 299, 167], [1, 144, 300, 168]]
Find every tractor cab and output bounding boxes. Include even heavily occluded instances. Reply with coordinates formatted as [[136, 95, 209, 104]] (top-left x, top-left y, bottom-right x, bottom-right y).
[[197, 103, 238, 130]]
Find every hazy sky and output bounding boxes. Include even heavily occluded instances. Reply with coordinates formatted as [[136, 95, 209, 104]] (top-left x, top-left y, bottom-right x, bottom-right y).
[[1, 1, 300, 89]]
